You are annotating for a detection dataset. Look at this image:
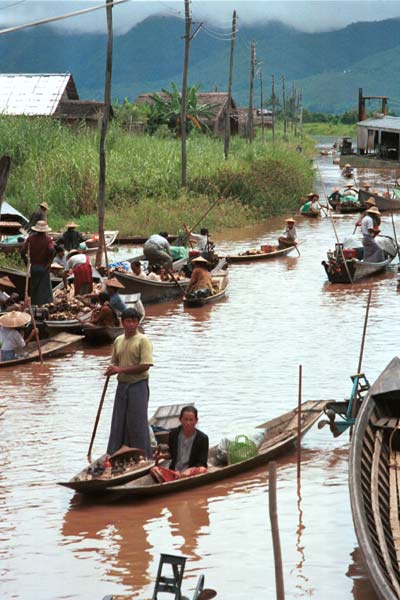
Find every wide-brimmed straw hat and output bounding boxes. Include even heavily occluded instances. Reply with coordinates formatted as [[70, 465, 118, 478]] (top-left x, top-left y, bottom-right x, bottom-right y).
[[344, 163, 352, 168], [285, 217, 296, 223], [39, 202, 50, 210], [104, 278, 125, 289], [0, 276, 16, 289], [366, 206, 381, 215], [345, 184, 354, 188], [31, 220, 51, 233], [66, 222, 78, 228], [366, 197, 376, 206], [192, 256, 209, 264], [333, 187, 339, 192], [0, 310, 31, 328]]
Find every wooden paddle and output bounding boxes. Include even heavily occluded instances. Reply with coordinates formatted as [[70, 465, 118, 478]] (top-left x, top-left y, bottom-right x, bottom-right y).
[[25, 246, 44, 365], [391, 212, 400, 258], [165, 267, 187, 295], [87, 375, 110, 463]]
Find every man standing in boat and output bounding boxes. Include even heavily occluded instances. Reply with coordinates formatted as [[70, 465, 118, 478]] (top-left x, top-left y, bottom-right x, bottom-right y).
[[21, 220, 55, 306], [360, 206, 384, 263], [105, 308, 153, 458], [143, 232, 173, 271], [26, 201, 50, 233]]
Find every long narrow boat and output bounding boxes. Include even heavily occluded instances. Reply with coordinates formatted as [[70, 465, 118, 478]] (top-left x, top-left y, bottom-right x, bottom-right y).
[[322, 236, 397, 283], [0, 332, 83, 367], [226, 242, 302, 264], [82, 324, 123, 344], [359, 189, 400, 212], [113, 270, 190, 303], [43, 311, 92, 335], [58, 402, 192, 494], [349, 357, 400, 600], [81, 230, 119, 256], [183, 272, 229, 307], [106, 399, 326, 499]]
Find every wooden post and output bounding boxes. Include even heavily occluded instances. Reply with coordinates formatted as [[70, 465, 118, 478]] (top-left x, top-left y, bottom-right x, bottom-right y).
[[391, 212, 400, 257], [269, 461, 285, 600], [0, 156, 11, 217], [281, 75, 287, 138], [181, 0, 191, 187], [299, 88, 303, 140], [247, 41, 256, 142], [95, 0, 113, 268], [271, 75, 276, 144], [297, 365, 302, 483], [224, 10, 237, 160], [259, 64, 265, 143], [357, 289, 372, 375]]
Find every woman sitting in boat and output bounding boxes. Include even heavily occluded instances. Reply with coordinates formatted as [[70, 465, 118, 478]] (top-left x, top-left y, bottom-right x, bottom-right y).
[[300, 193, 320, 216], [360, 207, 385, 263], [328, 188, 342, 210], [87, 292, 118, 327], [104, 278, 127, 316], [186, 257, 214, 299], [278, 218, 297, 249], [130, 260, 148, 279], [151, 406, 209, 483], [0, 310, 38, 362]]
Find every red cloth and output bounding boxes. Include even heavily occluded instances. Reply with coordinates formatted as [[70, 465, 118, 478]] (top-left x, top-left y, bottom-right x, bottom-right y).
[[73, 255, 93, 295], [22, 234, 54, 266], [151, 465, 207, 483]]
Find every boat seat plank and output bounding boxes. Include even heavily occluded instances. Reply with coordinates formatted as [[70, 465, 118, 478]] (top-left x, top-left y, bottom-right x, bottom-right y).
[[375, 418, 391, 428]]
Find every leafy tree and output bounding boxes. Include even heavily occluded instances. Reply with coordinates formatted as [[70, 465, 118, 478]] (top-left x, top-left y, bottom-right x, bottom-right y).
[[113, 98, 147, 129]]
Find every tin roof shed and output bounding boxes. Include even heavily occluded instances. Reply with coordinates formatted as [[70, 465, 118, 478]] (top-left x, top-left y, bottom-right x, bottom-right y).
[[0, 73, 78, 116], [357, 116, 400, 133]]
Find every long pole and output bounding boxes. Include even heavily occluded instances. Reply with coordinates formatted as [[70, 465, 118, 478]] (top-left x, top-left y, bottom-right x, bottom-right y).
[[269, 461, 285, 600], [259, 64, 265, 143], [391, 212, 400, 257], [271, 75, 276, 144], [0, 156, 11, 217], [87, 375, 111, 462], [297, 365, 302, 484], [247, 41, 256, 142], [181, 0, 192, 186], [95, 0, 113, 268], [316, 162, 354, 284], [224, 10, 237, 160], [282, 75, 287, 138], [299, 88, 303, 140], [357, 289, 372, 374]]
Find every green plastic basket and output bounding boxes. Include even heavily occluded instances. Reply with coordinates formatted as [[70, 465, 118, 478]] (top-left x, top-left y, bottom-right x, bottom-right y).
[[227, 435, 258, 465]]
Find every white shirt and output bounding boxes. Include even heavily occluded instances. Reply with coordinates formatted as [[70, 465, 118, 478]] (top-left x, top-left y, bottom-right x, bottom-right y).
[[361, 214, 374, 236], [66, 254, 87, 270], [147, 272, 161, 281], [145, 234, 170, 252], [0, 326, 25, 351], [285, 226, 297, 240], [190, 233, 208, 252]]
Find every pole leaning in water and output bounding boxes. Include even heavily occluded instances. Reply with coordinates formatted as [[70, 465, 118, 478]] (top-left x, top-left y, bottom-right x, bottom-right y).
[[297, 365, 302, 485], [25, 247, 44, 365], [269, 461, 285, 600], [391, 212, 400, 258], [351, 289, 372, 420], [87, 375, 111, 462], [316, 162, 354, 284]]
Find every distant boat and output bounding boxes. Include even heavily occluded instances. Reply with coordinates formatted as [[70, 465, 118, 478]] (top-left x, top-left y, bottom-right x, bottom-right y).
[[0, 332, 83, 368]]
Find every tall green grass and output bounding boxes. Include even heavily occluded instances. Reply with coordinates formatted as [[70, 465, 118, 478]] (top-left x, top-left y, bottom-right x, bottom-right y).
[[0, 116, 314, 235]]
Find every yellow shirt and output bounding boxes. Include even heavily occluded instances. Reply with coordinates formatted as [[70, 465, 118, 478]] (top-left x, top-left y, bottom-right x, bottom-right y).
[[111, 332, 153, 384]]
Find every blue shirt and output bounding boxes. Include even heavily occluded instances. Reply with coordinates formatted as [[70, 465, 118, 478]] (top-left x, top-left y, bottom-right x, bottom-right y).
[[109, 292, 127, 315]]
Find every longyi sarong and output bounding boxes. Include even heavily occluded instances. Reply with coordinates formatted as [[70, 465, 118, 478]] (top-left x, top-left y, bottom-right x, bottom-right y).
[[30, 265, 53, 306], [73, 256, 93, 296], [107, 380, 151, 458], [362, 235, 385, 263]]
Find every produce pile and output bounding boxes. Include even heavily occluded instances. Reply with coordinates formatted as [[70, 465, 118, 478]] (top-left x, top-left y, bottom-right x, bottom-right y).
[[44, 289, 91, 321], [74, 454, 150, 482], [239, 246, 277, 256]]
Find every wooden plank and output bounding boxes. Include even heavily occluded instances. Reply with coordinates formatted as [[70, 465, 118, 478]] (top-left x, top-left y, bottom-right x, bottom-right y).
[[371, 430, 400, 596], [392, 452, 400, 569]]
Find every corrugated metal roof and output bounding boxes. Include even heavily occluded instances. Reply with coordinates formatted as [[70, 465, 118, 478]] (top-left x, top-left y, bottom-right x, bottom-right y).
[[0, 74, 76, 116], [0, 201, 28, 225], [357, 116, 400, 132]]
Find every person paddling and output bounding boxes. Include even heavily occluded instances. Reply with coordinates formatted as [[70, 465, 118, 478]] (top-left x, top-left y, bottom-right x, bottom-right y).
[[278, 218, 297, 249], [0, 311, 38, 362]]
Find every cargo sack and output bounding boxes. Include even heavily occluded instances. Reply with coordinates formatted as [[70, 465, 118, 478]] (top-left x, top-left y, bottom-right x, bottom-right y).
[[227, 435, 258, 465]]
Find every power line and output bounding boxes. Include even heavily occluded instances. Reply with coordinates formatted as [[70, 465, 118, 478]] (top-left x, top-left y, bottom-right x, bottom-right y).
[[0, 0, 26, 11]]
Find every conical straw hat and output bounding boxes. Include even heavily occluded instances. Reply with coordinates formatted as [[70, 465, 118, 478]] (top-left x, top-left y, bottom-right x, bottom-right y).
[[366, 197, 376, 206], [31, 220, 51, 233], [0, 276, 16, 289], [366, 206, 381, 215], [0, 310, 31, 328], [104, 278, 125, 289]]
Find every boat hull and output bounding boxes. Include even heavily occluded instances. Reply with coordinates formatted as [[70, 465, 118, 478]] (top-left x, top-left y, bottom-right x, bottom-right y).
[[0, 332, 83, 367], [359, 189, 400, 212], [226, 244, 298, 263], [322, 256, 394, 283], [114, 271, 189, 303], [83, 325, 123, 344]]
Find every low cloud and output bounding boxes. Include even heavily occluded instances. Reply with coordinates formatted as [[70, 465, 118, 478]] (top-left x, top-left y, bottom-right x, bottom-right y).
[[0, 0, 400, 34]]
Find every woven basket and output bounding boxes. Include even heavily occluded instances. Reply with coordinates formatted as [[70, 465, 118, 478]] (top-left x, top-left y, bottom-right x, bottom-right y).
[[227, 435, 258, 465]]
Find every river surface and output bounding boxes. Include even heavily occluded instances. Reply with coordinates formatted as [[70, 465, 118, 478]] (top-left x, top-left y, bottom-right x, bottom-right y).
[[2, 149, 400, 600]]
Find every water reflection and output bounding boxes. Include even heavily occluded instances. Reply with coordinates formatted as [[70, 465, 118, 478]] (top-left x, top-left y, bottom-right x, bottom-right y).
[[346, 547, 378, 600]]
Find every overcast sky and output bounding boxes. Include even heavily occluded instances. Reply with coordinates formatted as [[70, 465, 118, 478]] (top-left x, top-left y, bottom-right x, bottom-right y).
[[0, 1, 399, 34]]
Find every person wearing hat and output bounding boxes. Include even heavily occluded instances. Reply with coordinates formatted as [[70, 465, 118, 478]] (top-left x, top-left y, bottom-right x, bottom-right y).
[[360, 206, 385, 263], [300, 193, 320, 216], [183, 223, 209, 254], [87, 292, 118, 328], [0, 311, 38, 362], [186, 256, 214, 299], [278, 218, 297, 249], [27, 201, 49, 233], [343, 184, 357, 198], [341, 163, 353, 178], [105, 307, 153, 458], [21, 220, 55, 306], [64, 249, 93, 296], [0, 276, 19, 308], [328, 187, 342, 210], [143, 232, 173, 271], [57, 222, 86, 252], [105, 278, 127, 316]]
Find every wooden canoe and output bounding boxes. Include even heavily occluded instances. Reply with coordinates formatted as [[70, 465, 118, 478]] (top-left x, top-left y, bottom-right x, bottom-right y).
[[44, 311, 92, 334], [183, 271, 229, 307], [226, 242, 301, 263], [359, 189, 400, 212], [113, 270, 190, 303], [58, 402, 193, 493], [82, 324, 123, 344], [81, 230, 119, 255], [349, 357, 400, 600], [0, 332, 83, 367], [106, 399, 327, 498]]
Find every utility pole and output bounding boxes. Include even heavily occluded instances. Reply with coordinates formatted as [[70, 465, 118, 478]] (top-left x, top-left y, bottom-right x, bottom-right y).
[[299, 88, 303, 140], [96, 0, 113, 268], [291, 82, 296, 133], [247, 41, 256, 142], [224, 10, 237, 160], [281, 75, 287, 139], [181, 0, 191, 187], [271, 74, 276, 144], [258, 63, 265, 143]]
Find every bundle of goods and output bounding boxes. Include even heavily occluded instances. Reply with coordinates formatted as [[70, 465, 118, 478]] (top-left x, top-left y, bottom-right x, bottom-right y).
[[44, 289, 91, 321], [72, 448, 150, 482], [239, 245, 277, 256]]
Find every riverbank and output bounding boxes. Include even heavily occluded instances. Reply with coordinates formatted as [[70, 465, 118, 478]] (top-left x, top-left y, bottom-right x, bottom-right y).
[[1, 116, 314, 236]]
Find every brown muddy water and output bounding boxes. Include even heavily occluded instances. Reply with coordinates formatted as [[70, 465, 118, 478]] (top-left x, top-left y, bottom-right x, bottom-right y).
[[2, 151, 400, 599]]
